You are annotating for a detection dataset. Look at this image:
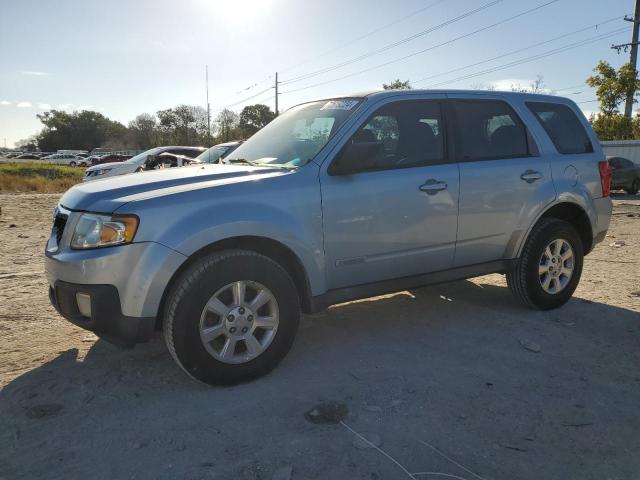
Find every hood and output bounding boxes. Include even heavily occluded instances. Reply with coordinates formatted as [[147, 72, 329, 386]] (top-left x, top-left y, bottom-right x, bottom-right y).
[[86, 161, 127, 171], [60, 163, 291, 212]]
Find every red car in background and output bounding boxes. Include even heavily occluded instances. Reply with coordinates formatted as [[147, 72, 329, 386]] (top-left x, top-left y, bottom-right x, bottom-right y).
[[90, 154, 132, 166]]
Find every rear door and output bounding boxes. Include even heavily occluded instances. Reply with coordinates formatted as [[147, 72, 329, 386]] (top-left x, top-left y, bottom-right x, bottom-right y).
[[320, 97, 460, 289], [448, 95, 553, 266]]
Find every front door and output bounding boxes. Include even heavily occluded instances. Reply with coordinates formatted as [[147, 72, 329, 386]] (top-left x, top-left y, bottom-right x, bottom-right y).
[[320, 98, 460, 289]]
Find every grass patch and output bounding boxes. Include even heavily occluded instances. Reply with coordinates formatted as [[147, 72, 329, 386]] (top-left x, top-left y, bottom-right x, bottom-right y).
[[0, 162, 84, 193]]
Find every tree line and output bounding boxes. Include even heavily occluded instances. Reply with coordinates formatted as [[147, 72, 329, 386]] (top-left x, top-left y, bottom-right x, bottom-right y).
[[18, 103, 276, 152], [17, 66, 640, 151]]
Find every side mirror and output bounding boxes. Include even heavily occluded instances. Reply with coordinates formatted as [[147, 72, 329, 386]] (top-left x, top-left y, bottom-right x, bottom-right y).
[[329, 140, 384, 176]]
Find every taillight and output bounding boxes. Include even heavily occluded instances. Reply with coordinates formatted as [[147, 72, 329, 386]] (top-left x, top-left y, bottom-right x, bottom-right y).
[[598, 160, 611, 197]]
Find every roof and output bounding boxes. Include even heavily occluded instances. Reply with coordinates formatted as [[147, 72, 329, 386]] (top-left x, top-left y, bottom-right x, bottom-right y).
[[298, 89, 580, 108]]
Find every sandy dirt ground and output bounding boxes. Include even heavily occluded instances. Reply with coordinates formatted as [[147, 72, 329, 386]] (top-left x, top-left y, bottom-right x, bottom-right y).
[[0, 193, 638, 480]]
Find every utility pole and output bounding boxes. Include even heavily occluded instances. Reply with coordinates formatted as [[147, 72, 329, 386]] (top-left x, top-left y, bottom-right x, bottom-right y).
[[612, 0, 640, 118], [205, 65, 211, 146], [274, 72, 279, 116]]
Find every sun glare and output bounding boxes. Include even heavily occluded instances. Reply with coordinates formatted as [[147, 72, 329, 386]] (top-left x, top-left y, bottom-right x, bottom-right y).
[[206, 0, 275, 21]]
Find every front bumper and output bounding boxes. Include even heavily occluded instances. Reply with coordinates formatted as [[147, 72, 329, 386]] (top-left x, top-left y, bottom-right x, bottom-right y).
[[49, 281, 154, 347], [46, 239, 187, 346]]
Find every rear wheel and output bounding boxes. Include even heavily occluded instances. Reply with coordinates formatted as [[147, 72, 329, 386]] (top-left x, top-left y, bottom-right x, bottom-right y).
[[507, 218, 583, 310], [163, 250, 300, 385], [69, 161, 76, 167], [625, 178, 640, 195]]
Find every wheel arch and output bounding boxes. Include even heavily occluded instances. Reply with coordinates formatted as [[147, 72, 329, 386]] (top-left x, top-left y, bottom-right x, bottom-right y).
[[517, 201, 594, 258], [156, 235, 314, 330]]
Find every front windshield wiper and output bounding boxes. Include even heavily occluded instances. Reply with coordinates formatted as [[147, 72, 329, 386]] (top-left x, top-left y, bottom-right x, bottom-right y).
[[224, 158, 260, 166], [224, 158, 292, 169]]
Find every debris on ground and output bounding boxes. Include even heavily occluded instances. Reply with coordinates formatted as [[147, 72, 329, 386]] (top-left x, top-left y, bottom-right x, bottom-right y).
[[304, 401, 348, 425], [610, 240, 627, 247], [519, 339, 542, 353]]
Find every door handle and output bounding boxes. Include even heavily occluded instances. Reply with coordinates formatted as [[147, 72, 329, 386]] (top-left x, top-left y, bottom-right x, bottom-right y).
[[419, 179, 448, 195], [520, 170, 542, 183]]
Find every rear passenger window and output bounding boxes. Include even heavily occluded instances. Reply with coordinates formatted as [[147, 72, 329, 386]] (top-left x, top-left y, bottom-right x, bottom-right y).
[[526, 102, 593, 154], [452, 100, 530, 161]]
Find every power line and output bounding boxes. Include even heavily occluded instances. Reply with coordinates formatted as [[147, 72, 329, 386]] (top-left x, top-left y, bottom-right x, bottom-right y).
[[279, 0, 448, 75], [281, 0, 505, 85], [412, 16, 621, 84], [204, 1, 448, 106], [424, 27, 627, 88], [210, 86, 273, 114], [280, 0, 561, 95]]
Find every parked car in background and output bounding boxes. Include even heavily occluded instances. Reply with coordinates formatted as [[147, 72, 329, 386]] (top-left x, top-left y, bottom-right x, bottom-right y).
[[90, 154, 132, 166], [43, 153, 88, 167], [6, 152, 22, 158], [144, 150, 204, 169], [47, 90, 612, 386], [195, 141, 243, 164], [83, 146, 205, 181], [16, 153, 41, 160], [608, 156, 640, 194]]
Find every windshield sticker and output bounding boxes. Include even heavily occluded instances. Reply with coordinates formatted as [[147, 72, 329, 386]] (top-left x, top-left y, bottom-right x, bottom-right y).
[[320, 100, 359, 111]]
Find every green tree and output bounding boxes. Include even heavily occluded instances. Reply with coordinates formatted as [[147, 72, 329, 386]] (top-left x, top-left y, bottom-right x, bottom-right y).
[[215, 108, 240, 142], [128, 113, 158, 149], [238, 104, 276, 137], [589, 113, 633, 140], [36, 110, 126, 151], [586, 61, 640, 115], [156, 105, 208, 145], [15, 135, 39, 151], [382, 79, 412, 90]]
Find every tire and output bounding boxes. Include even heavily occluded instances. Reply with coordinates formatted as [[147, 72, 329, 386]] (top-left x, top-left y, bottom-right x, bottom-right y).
[[507, 218, 584, 310], [135, 167, 144, 173], [625, 178, 640, 195], [163, 250, 300, 386], [69, 161, 76, 167]]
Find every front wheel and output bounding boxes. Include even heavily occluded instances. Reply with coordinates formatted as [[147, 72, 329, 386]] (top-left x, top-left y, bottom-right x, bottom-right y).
[[507, 218, 584, 310], [69, 161, 76, 167], [625, 178, 640, 195], [163, 250, 300, 385]]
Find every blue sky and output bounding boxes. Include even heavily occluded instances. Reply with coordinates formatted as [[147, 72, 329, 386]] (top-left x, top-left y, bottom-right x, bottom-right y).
[[0, 0, 634, 147]]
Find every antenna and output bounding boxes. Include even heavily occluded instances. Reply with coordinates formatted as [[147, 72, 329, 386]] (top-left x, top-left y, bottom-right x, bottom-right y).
[[206, 65, 211, 145]]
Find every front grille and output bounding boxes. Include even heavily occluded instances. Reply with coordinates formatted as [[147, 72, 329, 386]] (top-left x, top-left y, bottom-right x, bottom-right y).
[[53, 212, 68, 244]]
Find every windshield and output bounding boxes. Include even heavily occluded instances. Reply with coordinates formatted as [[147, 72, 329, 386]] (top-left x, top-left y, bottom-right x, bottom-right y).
[[126, 147, 164, 165], [224, 98, 362, 168], [197, 145, 231, 164]]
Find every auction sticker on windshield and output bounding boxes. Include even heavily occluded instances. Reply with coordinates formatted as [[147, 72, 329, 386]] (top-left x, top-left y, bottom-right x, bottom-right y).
[[320, 99, 359, 110]]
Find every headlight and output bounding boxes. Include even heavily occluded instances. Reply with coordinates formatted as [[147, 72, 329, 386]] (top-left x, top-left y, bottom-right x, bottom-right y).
[[70, 213, 138, 249], [95, 168, 112, 176]]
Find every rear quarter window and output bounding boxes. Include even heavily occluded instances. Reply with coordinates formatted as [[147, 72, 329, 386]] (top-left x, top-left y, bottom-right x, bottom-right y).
[[526, 102, 593, 154]]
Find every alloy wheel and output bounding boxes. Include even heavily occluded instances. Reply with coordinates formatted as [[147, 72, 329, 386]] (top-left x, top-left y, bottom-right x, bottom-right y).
[[199, 280, 279, 364], [538, 238, 574, 294]]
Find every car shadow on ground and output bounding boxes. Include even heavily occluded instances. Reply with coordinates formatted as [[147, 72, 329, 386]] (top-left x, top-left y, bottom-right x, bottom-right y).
[[1, 279, 639, 479]]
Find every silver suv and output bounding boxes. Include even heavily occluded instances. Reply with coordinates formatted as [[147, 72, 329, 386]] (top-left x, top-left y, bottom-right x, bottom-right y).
[[45, 90, 612, 385]]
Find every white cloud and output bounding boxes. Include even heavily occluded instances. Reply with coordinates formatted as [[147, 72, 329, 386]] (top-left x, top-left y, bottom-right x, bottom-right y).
[[150, 40, 163, 47], [38, 103, 52, 109], [76, 105, 94, 110], [57, 103, 73, 109], [22, 71, 49, 76], [0, 100, 10, 106], [16, 101, 32, 108], [489, 78, 553, 94]]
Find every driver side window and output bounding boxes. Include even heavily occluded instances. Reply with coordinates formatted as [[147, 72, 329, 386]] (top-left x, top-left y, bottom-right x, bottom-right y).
[[330, 100, 445, 175]]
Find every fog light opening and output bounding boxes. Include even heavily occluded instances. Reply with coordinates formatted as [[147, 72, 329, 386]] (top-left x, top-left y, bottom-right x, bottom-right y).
[[76, 293, 92, 318]]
